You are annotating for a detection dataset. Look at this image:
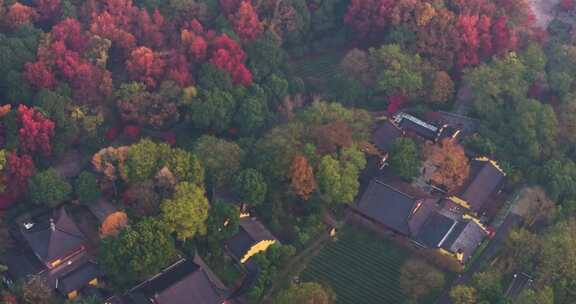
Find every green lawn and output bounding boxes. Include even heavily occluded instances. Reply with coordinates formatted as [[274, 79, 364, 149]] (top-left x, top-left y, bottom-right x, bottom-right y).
[[301, 227, 409, 304]]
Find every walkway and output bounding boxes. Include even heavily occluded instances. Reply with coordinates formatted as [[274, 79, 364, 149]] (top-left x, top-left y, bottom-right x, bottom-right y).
[[260, 212, 345, 303], [260, 234, 331, 303]]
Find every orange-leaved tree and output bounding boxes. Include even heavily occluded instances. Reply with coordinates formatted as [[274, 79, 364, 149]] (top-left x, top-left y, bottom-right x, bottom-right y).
[[100, 211, 129, 238], [290, 155, 317, 200], [422, 139, 470, 193]]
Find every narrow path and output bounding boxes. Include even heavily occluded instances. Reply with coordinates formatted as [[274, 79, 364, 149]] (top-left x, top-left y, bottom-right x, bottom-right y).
[[261, 212, 345, 303], [260, 233, 332, 303]]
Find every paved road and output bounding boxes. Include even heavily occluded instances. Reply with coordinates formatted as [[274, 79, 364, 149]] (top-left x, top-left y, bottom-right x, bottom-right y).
[[435, 213, 523, 304]]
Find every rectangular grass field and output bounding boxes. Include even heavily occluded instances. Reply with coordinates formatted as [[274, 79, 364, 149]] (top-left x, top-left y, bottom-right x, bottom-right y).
[[301, 227, 409, 304]]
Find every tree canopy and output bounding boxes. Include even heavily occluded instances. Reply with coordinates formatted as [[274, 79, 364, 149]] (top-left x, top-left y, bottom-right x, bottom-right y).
[[422, 139, 470, 193], [400, 258, 445, 302], [233, 168, 267, 206], [193, 135, 244, 188], [0, 0, 574, 302], [98, 218, 178, 287], [317, 145, 366, 205], [161, 182, 210, 241], [275, 282, 336, 304], [28, 168, 71, 207], [389, 138, 421, 180]]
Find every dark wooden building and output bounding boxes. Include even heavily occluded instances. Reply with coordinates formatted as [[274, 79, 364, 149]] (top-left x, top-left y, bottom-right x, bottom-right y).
[[458, 157, 507, 214], [353, 178, 492, 264], [3, 207, 100, 300], [372, 121, 404, 153], [414, 209, 489, 264], [353, 178, 438, 237], [107, 256, 228, 304], [226, 217, 279, 264]]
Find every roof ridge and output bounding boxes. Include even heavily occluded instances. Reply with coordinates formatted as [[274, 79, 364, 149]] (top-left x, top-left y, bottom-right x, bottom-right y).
[[127, 258, 188, 294], [54, 225, 85, 240], [373, 179, 416, 201], [474, 157, 506, 176], [53, 208, 85, 240]]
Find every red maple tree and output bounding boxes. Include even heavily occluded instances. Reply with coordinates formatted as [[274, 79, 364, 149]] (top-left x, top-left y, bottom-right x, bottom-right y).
[[123, 125, 141, 139], [478, 15, 493, 59], [166, 54, 192, 86], [181, 28, 208, 61], [52, 18, 87, 51], [6, 3, 38, 28], [161, 131, 177, 146], [71, 61, 113, 104], [90, 11, 137, 52], [133, 8, 166, 49], [457, 15, 480, 68], [387, 94, 408, 114], [491, 16, 517, 57], [231, 1, 263, 41], [210, 34, 253, 86], [105, 127, 119, 142], [451, 0, 496, 16], [126, 46, 165, 88], [344, 0, 394, 37], [5, 152, 35, 199], [36, 0, 61, 22], [24, 61, 57, 89], [17, 105, 55, 157]]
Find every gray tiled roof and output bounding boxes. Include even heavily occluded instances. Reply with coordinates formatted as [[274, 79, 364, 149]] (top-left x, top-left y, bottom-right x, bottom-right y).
[[226, 217, 278, 261], [461, 160, 505, 212], [21, 207, 86, 263], [356, 179, 423, 235], [127, 258, 226, 304], [56, 261, 99, 294]]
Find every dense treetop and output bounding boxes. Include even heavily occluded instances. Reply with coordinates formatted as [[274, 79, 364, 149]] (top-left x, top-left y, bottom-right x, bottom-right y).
[[1, 0, 576, 303]]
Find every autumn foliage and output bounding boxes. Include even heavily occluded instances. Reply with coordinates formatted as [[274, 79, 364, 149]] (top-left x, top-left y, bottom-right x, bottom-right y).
[[181, 29, 207, 61], [290, 155, 317, 200], [19, 0, 256, 106], [92, 146, 129, 183], [88, 0, 167, 51], [126, 46, 165, 88], [313, 121, 354, 154], [387, 94, 408, 114], [345, 0, 524, 70], [122, 125, 141, 139], [422, 139, 470, 193], [100, 211, 129, 237], [344, 0, 393, 38], [6, 3, 37, 28], [26, 18, 113, 103], [36, 0, 62, 21], [210, 34, 253, 86], [17, 105, 55, 157], [24, 61, 57, 90], [231, 1, 263, 41], [5, 152, 35, 199], [430, 71, 454, 103]]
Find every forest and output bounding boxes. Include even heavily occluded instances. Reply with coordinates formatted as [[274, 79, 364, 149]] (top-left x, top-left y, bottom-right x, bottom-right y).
[[0, 0, 576, 303]]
